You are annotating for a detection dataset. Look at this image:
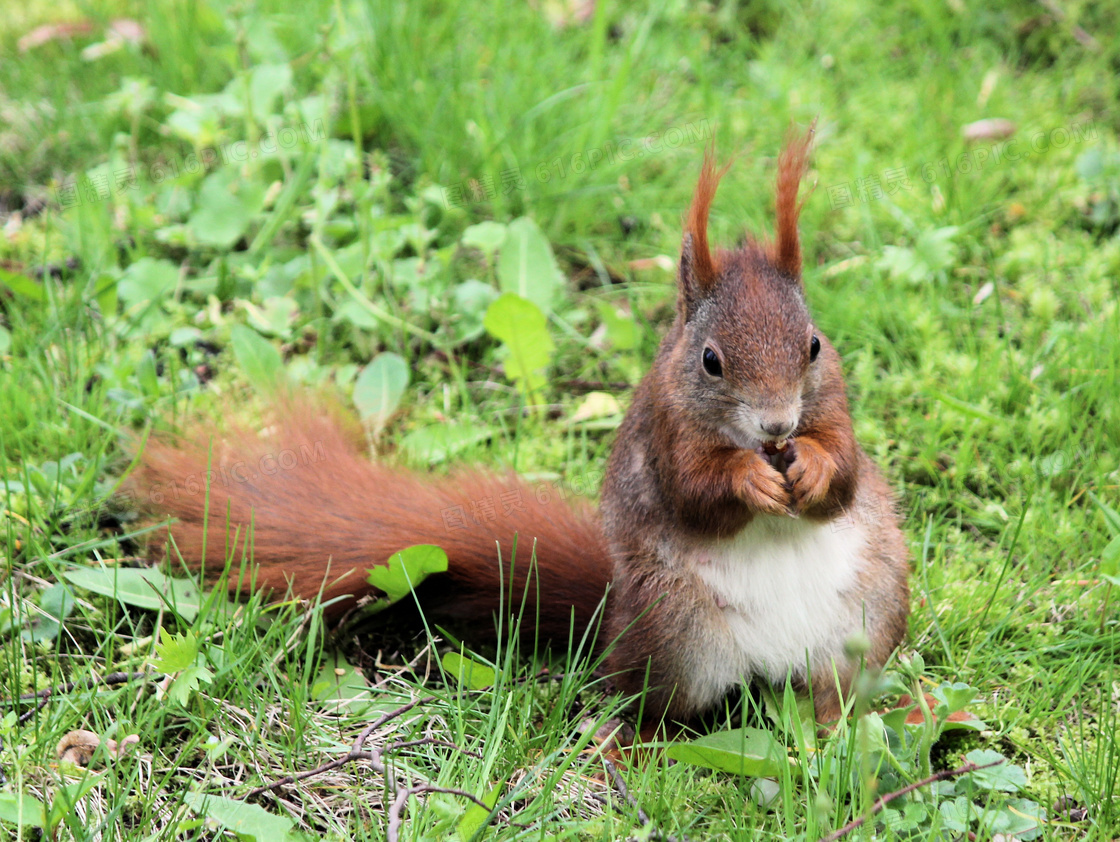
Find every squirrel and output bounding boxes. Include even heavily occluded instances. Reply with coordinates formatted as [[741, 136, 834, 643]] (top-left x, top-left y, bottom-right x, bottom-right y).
[[131, 128, 910, 724]]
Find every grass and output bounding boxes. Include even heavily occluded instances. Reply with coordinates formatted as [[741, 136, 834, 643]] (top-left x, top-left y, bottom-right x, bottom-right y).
[[1, 0, 1119, 838]]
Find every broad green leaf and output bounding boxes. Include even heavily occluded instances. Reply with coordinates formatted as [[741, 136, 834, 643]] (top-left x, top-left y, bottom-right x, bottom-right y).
[[184, 792, 298, 840], [367, 545, 449, 606], [878, 226, 959, 284], [153, 629, 200, 672], [938, 796, 977, 833], [1076, 147, 1105, 180], [243, 296, 299, 338], [879, 802, 930, 833], [879, 704, 912, 739], [570, 391, 621, 424], [462, 221, 507, 253], [249, 63, 292, 116], [1101, 534, 1120, 585], [1090, 492, 1120, 536], [188, 169, 267, 249], [1095, 496, 1120, 583], [497, 217, 562, 312], [856, 712, 892, 755], [166, 664, 215, 706], [230, 323, 284, 388], [0, 791, 47, 827], [0, 268, 44, 302], [462, 221, 507, 257], [0, 325, 10, 355], [311, 651, 402, 716], [459, 777, 506, 839], [451, 279, 499, 343], [118, 257, 178, 309], [169, 326, 203, 347], [165, 102, 222, 146], [63, 567, 206, 621], [986, 798, 1045, 840], [443, 651, 497, 691], [334, 298, 380, 329], [136, 349, 160, 397], [595, 300, 638, 350], [353, 352, 410, 433], [399, 424, 492, 464], [22, 583, 76, 643], [92, 272, 118, 316], [932, 681, 977, 715], [940, 714, 987, 733], [749, 778, 781, 810], [41, 583, 76, 621], [483, 293, 554, 399], [666, 728, 785, 777], [965, 749, 1026, 792]]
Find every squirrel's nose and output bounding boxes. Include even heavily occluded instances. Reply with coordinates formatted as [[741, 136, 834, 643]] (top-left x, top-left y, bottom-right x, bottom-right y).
[[761, 419, 796, 439]]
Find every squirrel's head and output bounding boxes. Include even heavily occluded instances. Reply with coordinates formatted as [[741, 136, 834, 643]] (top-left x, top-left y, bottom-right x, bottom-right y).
[[667, 127, 834, 449]]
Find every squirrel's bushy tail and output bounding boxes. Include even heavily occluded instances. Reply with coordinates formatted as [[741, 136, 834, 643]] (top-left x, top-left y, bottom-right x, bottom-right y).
[[129, 399, 613, 640]]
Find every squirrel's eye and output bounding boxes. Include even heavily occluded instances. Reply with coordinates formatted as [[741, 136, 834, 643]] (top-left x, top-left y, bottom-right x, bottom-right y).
[[702, 346, 723, 377], [809, 335, 821, 362]]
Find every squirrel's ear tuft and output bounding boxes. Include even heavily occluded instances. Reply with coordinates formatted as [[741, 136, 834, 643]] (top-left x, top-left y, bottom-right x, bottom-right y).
[[680, 151, 730, 314], [772, 122, 815, 280]]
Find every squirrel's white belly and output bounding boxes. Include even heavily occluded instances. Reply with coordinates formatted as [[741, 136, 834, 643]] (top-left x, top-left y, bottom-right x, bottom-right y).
[[690, 515, 867, 706]]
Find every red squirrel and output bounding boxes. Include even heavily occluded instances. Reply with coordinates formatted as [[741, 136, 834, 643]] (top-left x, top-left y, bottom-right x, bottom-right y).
[[132, 129, 910, 723]]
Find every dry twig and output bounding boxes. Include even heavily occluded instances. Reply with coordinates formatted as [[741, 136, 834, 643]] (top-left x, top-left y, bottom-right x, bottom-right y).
[[819, 757, 1006, 842], [245, 696, 433, 797], [244, 694, 508, 839]]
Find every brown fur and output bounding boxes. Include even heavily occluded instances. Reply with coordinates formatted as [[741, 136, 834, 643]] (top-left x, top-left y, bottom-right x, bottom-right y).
[[131, 402, 612, 640], [773, 122, 814, 278], [685, 152, 733, 289], [132, 129, 909, 725], [600, 126, 907, 721]]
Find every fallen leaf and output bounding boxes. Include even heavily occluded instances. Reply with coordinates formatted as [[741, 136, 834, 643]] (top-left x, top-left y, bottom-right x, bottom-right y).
[[897, 693, 981, 726], [627, 255, 675, 273], [56, 730, 100, 766], [972, 281, 994, 305], [108, 19, 144, 42], [962, 119, 1016, 142], [18, 21, 95, 52], [56, 730, 140, 766], [570, 391, 621, 423], [79, 20, 145, 60], [533, 0, 597, 29], [106, 734, 140, 758]]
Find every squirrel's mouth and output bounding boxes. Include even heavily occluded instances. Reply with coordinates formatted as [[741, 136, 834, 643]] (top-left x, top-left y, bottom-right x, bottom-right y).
[[722, 424, 792, 453]]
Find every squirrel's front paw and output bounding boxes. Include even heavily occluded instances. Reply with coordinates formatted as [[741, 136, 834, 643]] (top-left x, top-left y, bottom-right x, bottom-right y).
[[735, 451, 791, 516], [785, 437, 836, 512]]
